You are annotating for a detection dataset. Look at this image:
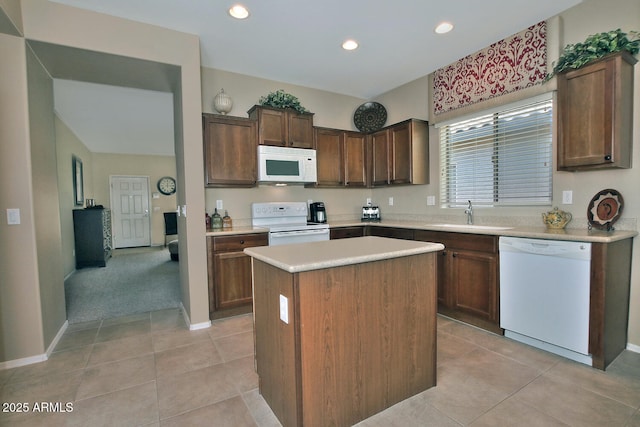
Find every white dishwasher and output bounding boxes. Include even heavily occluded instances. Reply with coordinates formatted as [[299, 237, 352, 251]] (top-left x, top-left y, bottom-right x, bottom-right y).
[[499, 236, 592, 365]]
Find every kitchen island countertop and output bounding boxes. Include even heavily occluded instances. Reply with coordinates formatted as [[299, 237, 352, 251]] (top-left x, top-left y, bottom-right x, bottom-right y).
[[244, 235, 444, 273]]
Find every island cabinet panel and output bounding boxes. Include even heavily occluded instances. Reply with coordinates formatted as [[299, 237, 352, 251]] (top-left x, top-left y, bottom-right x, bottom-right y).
[[252, 253, 437, 427], [207, 233, 267, 319], [203, 113, 257, 187], [557, 51, 636, 170], [415, 230, 500, 333]]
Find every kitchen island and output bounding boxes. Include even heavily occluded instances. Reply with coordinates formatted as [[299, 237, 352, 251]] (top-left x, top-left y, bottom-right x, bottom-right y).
[[244, 236, 444, 427]]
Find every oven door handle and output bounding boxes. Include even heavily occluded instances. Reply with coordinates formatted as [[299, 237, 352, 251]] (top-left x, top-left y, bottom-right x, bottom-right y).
[[270, 228, 330, 239]]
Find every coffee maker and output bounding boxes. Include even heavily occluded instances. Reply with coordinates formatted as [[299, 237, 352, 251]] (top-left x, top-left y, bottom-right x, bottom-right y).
[[309, 202, 327, 223]]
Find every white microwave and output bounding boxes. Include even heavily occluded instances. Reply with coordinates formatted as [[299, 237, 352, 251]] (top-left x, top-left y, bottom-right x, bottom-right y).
[[257, 145, 317, 184]]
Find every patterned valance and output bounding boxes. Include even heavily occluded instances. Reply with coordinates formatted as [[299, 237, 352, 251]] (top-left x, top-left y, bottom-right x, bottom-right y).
[[433, 21, 547, 116]]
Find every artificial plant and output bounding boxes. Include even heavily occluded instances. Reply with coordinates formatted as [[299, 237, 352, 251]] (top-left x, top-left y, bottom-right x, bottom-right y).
[[258, 89, 308, 114]]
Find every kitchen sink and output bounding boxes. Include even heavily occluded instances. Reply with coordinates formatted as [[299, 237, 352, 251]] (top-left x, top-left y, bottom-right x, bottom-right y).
[[425, 223, 513, 231]]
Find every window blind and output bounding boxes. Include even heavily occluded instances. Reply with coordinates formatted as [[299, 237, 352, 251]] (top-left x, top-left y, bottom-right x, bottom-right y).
[[439, 96, 553, 208]]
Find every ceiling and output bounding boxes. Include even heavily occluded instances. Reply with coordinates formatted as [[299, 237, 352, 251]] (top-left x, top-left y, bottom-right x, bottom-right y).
[[48, 0, 582, 155]]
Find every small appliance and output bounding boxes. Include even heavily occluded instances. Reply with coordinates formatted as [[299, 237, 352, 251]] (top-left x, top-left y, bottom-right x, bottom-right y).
[[361, 205, 381, 222], [309, 202, 327, 223], [257, 145, 317, 184]]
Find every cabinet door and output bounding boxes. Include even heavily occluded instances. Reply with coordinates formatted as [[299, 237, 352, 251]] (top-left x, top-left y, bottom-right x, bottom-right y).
[[213, 251, 254, 310], [288, 113, 314, 148], [258, 108, 288, 146], [203, 114, 257, 187], [330, 226, 365, 239], [557, 52, 635, 170], [344, 132, 367, 187], [314, 128, 344, 186], [370, 129, 390, 186], [450, 249, 498, 322], [390, 121, 412, 184]]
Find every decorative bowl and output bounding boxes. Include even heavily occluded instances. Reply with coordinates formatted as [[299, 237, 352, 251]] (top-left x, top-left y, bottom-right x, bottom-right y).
[[542, 207, 572, 229]]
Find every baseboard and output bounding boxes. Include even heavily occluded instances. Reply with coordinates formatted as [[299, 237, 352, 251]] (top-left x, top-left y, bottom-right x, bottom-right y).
[[0, 353, 48, 370], [627, 342, 640, 353], [180, 302, 212, 331], [0, 320, 69, 370], [47, 320, 69, 357]]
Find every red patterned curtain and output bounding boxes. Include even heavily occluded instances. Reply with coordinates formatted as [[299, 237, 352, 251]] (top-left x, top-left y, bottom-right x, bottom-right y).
[[433, 21, 547, 116]]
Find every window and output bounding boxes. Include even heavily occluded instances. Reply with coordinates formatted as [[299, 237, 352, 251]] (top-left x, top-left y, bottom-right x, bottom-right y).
[[439, 95, 553, 208]]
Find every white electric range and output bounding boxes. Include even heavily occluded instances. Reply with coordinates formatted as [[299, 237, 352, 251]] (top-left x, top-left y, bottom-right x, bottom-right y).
[[251, 202, 330, 246]]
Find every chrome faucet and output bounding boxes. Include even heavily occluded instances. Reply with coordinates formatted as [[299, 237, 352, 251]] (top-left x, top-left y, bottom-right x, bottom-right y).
[[464, 200, 473, 224]]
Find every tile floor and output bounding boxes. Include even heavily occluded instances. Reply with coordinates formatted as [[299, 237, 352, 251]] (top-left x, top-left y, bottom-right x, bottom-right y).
[[1, 308, 640, 426]]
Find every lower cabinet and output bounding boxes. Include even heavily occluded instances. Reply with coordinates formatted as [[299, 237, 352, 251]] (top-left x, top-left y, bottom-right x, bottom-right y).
[[330, 226, 365, 239], [207, 233, 268, 319], [367, 225, 415, 240], [415, 230, 500, 333]]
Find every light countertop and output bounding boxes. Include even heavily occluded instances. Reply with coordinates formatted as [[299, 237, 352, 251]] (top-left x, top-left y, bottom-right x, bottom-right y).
[[243, 236, 444, 273], [327, 220, 638, 243], [205, 220, 637, 243]]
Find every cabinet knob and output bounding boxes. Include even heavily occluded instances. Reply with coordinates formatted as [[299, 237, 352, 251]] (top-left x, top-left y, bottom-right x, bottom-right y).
[[452, 252, 457, 258], [240, 240, 245, 244], [442, 250, 447, 256], [604, 155, 612, 161]]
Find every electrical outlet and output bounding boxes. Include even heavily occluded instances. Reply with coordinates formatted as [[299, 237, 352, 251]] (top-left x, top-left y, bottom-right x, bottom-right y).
[[366, 198, 371, 206], [279, 294, 289, 324], [216, 199, 223, 210], [427, 196, 436, 206], [388, 197, 394, 206], [562, 190, 573, 204]]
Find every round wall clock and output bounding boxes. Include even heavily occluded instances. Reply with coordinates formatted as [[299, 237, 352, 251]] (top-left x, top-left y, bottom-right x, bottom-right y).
[[157, 176, 176, 195]]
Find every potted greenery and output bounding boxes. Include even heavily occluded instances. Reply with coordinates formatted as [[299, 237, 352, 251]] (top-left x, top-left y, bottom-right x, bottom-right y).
[[258, 89, 309, 114], [546, 29, 639, 81]]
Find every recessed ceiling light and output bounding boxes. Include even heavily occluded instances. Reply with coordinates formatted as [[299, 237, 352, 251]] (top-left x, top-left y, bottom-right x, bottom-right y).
[[435, 21, 454, 34], [229, 4, 250, 19], [342, 39, 359, 51]]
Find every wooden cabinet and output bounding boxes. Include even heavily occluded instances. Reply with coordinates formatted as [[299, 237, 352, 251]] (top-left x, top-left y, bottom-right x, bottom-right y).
[[557, 51, 636, 170], [206, 233, 268, 319], [415, 230, 499, 333], [313, 127, 367, 187], [367, 225, 414, 240], [330, 226, 365, 239], [370, 128, 390, 186], [344, 131, 368, 187], [73, 208, 112, 268], [369, 119, 429, 186], [248, 105, 314, 149], [203, 113, 257, 187], [313, 127, 343, 186]]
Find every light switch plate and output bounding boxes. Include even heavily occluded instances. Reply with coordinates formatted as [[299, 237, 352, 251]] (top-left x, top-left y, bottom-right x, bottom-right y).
[[279, 294, 289, 324], [216, 199, 223, 210], [7, 208, 20, 225], [427, 196, 436, 206], [562, 190, 573, 204], [388, 197, 394, 206]]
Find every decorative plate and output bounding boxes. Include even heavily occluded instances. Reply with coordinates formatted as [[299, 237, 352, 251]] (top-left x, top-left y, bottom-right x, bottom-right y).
[[587, 189, 624, 231], [353, 102, 387, 133]]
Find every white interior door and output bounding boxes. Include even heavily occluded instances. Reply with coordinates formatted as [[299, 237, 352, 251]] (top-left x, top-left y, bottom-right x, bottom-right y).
[[110, 176, 151, 248]]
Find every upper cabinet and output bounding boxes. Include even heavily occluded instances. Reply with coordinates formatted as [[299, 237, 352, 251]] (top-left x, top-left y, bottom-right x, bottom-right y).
[[557, 51, 637, 171], [370, 119, 429, 187], [248, 105, 314, 149], [313, 128, 367, 187], [203, 113, 257, 187]]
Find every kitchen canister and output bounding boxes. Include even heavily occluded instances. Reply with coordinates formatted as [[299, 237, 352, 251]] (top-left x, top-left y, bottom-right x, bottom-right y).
[[213, 88, 233, 115]]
